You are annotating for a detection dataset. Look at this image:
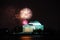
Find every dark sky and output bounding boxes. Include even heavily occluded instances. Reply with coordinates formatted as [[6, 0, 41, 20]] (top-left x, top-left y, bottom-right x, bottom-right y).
[[0, 0, 58, 31]]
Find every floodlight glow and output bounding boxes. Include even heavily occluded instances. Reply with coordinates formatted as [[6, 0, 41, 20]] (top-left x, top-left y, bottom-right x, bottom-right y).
[[29, 20, 44, 30], [23, 25, 34, 32], [29, 23, 41, 25], [20, 8, 32, 19], [29, 21, 41, 25]]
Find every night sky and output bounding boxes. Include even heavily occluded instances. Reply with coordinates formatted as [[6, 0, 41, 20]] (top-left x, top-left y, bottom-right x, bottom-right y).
[[0, 0, 58, 32]]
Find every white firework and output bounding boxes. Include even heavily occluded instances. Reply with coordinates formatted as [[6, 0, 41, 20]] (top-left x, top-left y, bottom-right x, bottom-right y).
[[20, 8, 32, 19]]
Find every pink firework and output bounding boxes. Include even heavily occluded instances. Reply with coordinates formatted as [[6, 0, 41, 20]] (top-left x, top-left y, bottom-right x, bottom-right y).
[[22, 19, 28, 25]]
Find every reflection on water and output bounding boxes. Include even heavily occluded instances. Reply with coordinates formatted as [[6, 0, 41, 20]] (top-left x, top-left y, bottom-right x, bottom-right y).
[[20, 36, 32, 40]]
